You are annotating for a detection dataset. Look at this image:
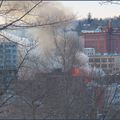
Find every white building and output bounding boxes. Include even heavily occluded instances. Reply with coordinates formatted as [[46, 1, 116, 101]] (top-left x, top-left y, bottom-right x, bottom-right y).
[[83, 48, 96, 56], [89, 54, 120, 74]]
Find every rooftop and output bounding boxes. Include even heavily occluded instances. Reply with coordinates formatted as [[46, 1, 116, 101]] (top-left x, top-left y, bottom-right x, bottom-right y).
[[90, 53, 120, 57]]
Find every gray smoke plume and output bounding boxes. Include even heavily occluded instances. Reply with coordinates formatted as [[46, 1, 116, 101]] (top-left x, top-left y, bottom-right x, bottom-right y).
[[3, 1, 103, 76], [24, 2, 92, 73], [1, 1, 105, 77], [26, 2, 76, 56]]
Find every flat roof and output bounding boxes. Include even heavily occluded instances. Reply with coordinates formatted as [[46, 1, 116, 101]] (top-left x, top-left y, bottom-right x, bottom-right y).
[[89, 53, 120, 57]]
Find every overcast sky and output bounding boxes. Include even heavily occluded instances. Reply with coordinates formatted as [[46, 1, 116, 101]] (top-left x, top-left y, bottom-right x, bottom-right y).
[[60, 1, 120, 19]]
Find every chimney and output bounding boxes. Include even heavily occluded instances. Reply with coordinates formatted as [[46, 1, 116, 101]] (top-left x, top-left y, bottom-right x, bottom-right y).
[[108, 19, 112, 32], [109, 19, 112, 28]]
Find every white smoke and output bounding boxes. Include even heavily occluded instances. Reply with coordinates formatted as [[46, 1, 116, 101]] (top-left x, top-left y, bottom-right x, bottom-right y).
[[25, 1, 75, 54], [9, 1, 94, 74]]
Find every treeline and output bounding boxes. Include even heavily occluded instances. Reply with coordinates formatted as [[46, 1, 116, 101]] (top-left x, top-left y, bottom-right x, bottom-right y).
[[74, 13, 120, 35]]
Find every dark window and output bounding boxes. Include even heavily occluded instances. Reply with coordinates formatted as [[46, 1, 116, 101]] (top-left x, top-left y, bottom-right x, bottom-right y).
[[12, 50, 16, 53], [108, 58, 114, 62], [89, 58, 93, 62], [101, 58, 107, 62], [109, 64, 113, 68], [0, 45, 3, 48], [96, 64, 100, 68], [101, 64, 107, 68], [95, 58, 100, 62], [5, 49, 11, 53]]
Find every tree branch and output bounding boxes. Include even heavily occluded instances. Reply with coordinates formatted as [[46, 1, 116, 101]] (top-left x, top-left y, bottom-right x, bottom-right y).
[[7, 18, 74, 29], [0, 0, 42, 30], [0, 0, 3, 8]]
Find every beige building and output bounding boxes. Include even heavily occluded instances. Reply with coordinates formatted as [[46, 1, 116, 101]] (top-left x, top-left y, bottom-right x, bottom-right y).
[[89, 54, 120, 75]]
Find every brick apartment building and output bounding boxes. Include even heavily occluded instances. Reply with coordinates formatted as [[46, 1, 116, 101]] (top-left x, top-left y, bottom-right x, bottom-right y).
[[81, 21, 120, 53]]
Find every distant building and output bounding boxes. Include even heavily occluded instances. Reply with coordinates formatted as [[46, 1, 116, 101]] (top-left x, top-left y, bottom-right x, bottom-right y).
[[81, 20, 120, 53], [0, 42, 17, 87], [83, 48, 95, 56], [89, 54, 120, 75]]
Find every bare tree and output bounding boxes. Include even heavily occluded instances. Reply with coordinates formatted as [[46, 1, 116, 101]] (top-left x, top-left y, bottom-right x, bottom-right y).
[[0, 1, 116, 119], [34, 25, 98, 119], [0, 1, 76, 117]]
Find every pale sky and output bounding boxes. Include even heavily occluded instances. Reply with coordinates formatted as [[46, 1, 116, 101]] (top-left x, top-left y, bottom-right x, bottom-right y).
[[60, 1, 120, 19]]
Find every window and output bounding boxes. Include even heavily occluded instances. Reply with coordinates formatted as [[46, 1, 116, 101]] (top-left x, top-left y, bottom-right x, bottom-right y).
[[0, 45, 3, 48], [0, 55, 3, 58], [109, 64, 113, 68], [0, 66, 3, 69], [89, 58, 93, 62], [13, 55, 16, 58], [13, 60, 16, 63], [95, 58, 100, 62], [5, 44, 9, 47], [6, 56, 11, 59], [6, 54, 11, 57], [108, 58, 114, 62], [91, 64, 94, 67], [101, 58, 107, 62], [12, 50, 16, 53], [101, 64, 107, 68], [5, 49, 11, 53], [0, 49, 3, 52], [96, 64, 100, 68], [116, 68, 119, 71], [6, 60, 11, 63]]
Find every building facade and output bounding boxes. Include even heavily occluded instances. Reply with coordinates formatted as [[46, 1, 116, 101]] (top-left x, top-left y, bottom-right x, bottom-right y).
[[81, 21, 120, 53], [89, 54, 120, 75], [0, 42, 18, 87], [83, 48, 96, 56]]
